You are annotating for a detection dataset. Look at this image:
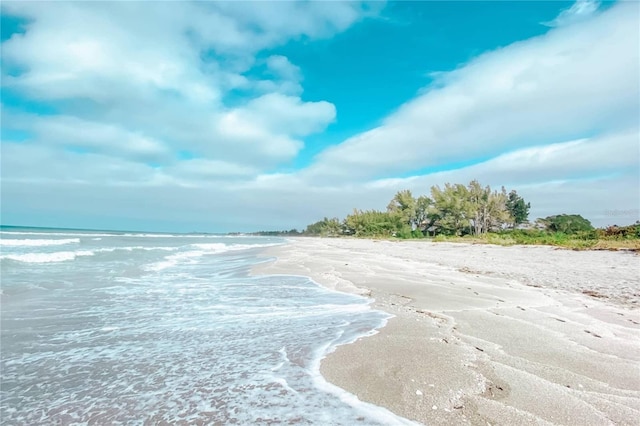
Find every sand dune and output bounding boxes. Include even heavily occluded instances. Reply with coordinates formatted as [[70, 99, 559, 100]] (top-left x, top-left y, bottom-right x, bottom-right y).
[[254, 238, 640, 425]]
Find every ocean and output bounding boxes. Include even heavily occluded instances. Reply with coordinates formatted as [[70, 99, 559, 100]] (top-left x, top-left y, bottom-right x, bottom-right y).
[[0, 227, 412, 425]]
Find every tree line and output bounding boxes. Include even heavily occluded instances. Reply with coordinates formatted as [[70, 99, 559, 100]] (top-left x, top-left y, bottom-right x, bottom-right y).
[[305, 180, 533, 238], [247, 179, 639, 243]]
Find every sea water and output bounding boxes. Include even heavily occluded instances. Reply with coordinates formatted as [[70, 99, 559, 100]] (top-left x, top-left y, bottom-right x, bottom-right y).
[[0, 227, 413, 425]]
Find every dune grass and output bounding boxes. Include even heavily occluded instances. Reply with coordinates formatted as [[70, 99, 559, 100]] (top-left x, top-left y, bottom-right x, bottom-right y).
[[429, 232, 640, 251]]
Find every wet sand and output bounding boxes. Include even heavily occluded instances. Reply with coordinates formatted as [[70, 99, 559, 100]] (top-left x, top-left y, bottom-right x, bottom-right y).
[[253, 237, 640, 425]]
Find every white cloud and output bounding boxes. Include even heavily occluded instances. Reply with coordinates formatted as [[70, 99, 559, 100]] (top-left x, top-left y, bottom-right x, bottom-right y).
[[543, 0, 601, 27], [10, 113, 171, 163], [237, 93, 336, 137], [226, 129, 639, 228], [305, 2, 638, 183], [266, 55, 302, 82], [206, 1, 381, 50], [364, 129, 635, 186], [233, 2, 639, 227], [0, 143, 170, 186], [2, 2, 217, 104], [168, 159, 257, 181], [437, 129, 639, 187], [254, 55, 304, 95], [1, 0, 363, 175]]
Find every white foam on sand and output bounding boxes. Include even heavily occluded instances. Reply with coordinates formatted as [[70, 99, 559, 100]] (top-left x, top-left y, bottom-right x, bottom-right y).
[[257, 238, 640, 426], [308, 318, 421, 426]]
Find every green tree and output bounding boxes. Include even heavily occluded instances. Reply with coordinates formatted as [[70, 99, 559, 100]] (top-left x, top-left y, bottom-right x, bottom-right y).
[[344, 209, 406, 237], [540, 214, 594, 234], [387, 190, 417, 227], [506, 190, 530, 227], [467, 180, 490, 235], [415, 195, 433, 233], [486, 186, 511, 232], [430, 183, 472, 236], [304, 182, 533, 239], [305, 217, 342, 236], [467, 181, 510, 235]]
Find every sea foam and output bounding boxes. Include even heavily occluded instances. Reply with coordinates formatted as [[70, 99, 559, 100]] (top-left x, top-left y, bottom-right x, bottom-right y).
[[0, 250, 95, 263], [1, 229, 409, 425], [144, 242, 281, 271], [0, 238, 80, 247]]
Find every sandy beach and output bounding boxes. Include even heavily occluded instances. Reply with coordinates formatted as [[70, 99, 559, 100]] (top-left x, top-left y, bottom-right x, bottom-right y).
[[254, 238, 640, 425]]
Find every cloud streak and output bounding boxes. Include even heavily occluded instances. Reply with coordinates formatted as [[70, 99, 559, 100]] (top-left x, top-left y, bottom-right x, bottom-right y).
[[543, 0, 601, 27]]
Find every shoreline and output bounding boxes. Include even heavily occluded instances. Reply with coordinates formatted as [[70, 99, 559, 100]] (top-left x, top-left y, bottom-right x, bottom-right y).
[[252, 237, 640, 425]]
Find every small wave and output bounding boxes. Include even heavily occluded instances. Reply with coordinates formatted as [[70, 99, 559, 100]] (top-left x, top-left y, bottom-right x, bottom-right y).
[[191, 243, 280, 251], [0, 231, 118, 237], [143, 243, 281, 272], [121, 233, 220, 238], [1, 231, 221, 238], [143, 251, 207, 272], [0, 250, 95, 263], [0, 238, 80, 247], [189, 243, 228, 251], [95, 246, 178, 253]]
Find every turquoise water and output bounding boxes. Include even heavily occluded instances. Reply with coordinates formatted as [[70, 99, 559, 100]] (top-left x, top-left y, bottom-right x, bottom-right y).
[[0, 228, 410, 425]]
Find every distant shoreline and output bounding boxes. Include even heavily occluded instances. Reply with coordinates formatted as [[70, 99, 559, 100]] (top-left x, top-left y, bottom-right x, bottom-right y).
[[0, 225, 226, 236]]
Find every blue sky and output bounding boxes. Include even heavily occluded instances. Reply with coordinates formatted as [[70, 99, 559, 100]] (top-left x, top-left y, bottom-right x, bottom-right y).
[[1, 0, 638, 232]]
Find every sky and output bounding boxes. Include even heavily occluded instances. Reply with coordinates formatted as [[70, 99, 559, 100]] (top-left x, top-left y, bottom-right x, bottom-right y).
[[1, 0, 638, 233]]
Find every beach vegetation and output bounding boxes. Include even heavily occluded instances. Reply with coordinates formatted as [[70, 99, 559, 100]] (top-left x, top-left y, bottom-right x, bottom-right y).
[[297, 180, 639, 250], [429, 183, 472, 236], [304, 217, 343, 237], [598, 222, 640, 238], [344, 209, 408, 237], [252, 229, 303, 236], [506, 190, 531, 227], [536, 214, 594, 234], [430, 227, 640, 250]]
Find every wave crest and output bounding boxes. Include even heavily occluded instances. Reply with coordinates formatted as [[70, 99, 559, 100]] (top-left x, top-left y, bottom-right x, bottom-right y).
[[1, 250, 95, 263], [0, 238, 80, 247]]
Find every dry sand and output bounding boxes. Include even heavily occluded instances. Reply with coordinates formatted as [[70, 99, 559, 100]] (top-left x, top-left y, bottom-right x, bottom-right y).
[[253, 237, 640, 425]]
